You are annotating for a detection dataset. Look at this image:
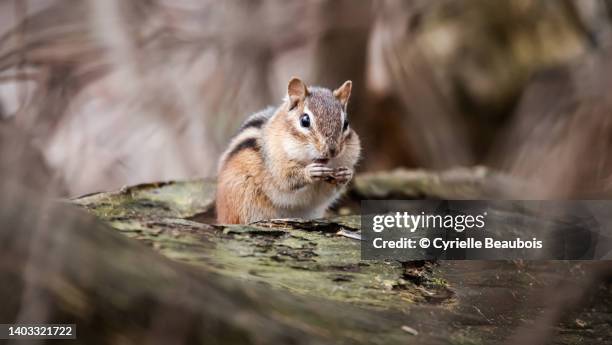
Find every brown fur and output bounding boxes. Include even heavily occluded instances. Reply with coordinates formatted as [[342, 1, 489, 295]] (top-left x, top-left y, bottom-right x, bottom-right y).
[[216, 147, 274, 224]]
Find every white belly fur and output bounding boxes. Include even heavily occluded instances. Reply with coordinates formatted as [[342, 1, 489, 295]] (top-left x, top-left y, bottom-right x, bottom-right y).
[[264, 182, 341, 219]]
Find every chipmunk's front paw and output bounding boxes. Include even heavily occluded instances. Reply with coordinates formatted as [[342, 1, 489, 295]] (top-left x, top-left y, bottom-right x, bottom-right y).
[[332, 167, 353, 184], [306, 163, 334, 182]]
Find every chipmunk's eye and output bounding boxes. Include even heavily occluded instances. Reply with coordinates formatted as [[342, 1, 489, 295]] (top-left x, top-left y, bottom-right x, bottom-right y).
[[343, 118, 349, 131], [300, 114, 311, 128]]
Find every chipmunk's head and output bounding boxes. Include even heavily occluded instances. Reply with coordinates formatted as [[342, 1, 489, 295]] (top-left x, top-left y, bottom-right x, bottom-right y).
[[282, 77, 354, 164]]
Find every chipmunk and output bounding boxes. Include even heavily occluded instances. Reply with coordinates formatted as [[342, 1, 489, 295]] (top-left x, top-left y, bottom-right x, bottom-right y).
[[216, 77, 361, 224]]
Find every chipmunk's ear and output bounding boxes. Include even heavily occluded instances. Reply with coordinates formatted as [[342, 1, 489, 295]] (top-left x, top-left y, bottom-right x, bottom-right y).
[[333, 80, 352, 108], [287, 77, 308, 109]]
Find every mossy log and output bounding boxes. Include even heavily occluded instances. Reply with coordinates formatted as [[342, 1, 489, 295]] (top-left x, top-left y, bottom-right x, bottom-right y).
[[1, 168, 610, 344]]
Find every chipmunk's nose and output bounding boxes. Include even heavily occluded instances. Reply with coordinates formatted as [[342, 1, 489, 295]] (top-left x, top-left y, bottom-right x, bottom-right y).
[[327, 145, 338, 158], [318, 142, 338, 159]]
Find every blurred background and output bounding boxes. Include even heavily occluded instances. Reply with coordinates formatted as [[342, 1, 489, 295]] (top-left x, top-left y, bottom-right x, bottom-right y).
[[2, 2, 612, 344], [1, 0, 612, 198]]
